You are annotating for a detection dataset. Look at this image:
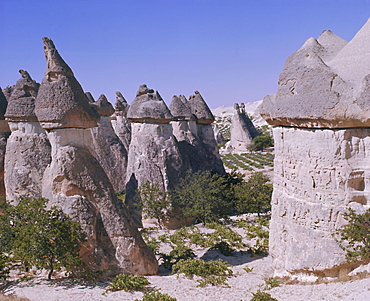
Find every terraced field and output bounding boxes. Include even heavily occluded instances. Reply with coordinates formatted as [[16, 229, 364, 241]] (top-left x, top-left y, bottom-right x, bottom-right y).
[[221, 152, 274, 172]]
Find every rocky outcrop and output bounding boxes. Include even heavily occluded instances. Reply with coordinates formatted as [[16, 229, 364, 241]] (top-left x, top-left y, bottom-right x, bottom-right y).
[[229, 103, 259, 151], [187, 91, 225, 174], [35, 38, 157, 275], [111, 91, 131, 150], [126, 86, 190, 227], [90, 94, 128, 192], [0, 89, 9, 196], [4, 70, 51, 202], [260, 19, 370, 276]]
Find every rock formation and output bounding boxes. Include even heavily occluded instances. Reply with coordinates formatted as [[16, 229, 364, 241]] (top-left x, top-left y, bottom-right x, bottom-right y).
[[35, 37, 157, 275], [187, 91, 225, 174], [0, 89, 9, 196], [229, 103, 259, 151], [85, 92, 95, 103], [111, 91, 131, 150], [126, 85, 190, 227], [4, 70, 51, 202], [89, 94, 128, 192], [260, 19, 370, 276]]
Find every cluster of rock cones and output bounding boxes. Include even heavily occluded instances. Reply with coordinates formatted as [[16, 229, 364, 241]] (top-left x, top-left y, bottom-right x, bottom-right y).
[[0, 37, 226, 275]]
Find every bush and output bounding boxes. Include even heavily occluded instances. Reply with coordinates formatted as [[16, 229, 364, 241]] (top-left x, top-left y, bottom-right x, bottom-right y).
[[234, 172, 273, 216], [104, 274, 150, 294], [0, 254, 10, 282], [137, 182, 170, 228], [250, 290, 278, 301], [0, 197, 86, 279], [336, 208, 370, 262], [171, 170, 234, 225], [172, 259, 233, 287], [245, 219, 269, 256], [135, 290, 177, 301]]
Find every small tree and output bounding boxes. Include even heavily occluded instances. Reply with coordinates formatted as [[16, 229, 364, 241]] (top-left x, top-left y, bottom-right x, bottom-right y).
[[137, 182, 170, 228], [336, 208, 370, 262], [171, 170, 234, 225], [0, 197, 85, 279], [234, 172, 273, 216]]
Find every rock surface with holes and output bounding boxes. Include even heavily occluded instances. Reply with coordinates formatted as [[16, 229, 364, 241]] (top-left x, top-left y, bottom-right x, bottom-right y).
[[260, 19, 370, 276]]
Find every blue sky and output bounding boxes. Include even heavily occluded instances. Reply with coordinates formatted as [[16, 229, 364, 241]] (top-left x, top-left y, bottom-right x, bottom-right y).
[[1, 0, 370, 108]]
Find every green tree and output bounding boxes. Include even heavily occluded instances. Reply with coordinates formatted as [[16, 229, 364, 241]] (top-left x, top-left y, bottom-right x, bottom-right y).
[[172, 170, 234, 225], [137, 182, 170, 228], [0, 197, 85, 279], [248, 135, 274, 152], [234, 172, 273, 216], [336, 208, 370, 262]]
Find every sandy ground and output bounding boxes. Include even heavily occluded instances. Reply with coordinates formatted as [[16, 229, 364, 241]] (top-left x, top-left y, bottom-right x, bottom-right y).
[[3, 256, 370, 301], [2, 220, 370, 301]]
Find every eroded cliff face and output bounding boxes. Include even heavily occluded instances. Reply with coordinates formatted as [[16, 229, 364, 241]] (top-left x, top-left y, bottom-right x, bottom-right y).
[[260, 19, 370, 276], [271, 127, 370, 275]]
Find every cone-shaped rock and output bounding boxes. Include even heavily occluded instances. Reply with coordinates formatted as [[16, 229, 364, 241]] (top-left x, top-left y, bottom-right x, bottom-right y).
[[85, 92, 95, 103], [35, 37, 99, 129], [4, 70, 39, 122], [169, 95, 195, 121], [90, 94, 115, 117], [90, 94, 128, 192], [229, 103, 259, 151], [185, 91, 224, 174], [35, 38, 157, 275], [188, 91, 214, 124], [111, 91, 132, 151], [127, 84, 174, 123], [260, 20, 370, 277], [126, 86, 190, 228], [4, 70, 51, 202]]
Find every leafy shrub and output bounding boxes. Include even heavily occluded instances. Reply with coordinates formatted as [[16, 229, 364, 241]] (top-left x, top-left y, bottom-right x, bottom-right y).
[[0, 254, 10, 281], [263, 277, 281, 290], [104, 274, 150, 294], [250, 290, 278, 301], [135, 290, 177, 301], [172, 259, 233, 287], [137, 182, 170, 228], [234, 172, 273, 216], [245, 219, 269, 256], [205, 222, 246, 256], [0, 197, 86, 280], [160, 246, 196, 270], [171, 170, 234, 225], [336, 208, 370, 262], [140, 228, 161, 255]]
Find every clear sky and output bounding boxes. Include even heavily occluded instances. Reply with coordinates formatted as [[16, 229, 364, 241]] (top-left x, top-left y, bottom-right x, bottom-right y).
[[1, 0, 370, 109]]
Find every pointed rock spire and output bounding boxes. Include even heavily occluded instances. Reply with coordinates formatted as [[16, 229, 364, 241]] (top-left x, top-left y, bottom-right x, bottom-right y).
[[0, 89, 8, 120], [90, 94, 115, 117], [127, 84, 173, 122], [187, 91, 214, 124], [317, 30, 347, 62], [35, 37, 100, 129], [85, 92, 95, 103], [115, 91, 129, 115], [5, 70, 39, 122], [169, 95, 194, 120]]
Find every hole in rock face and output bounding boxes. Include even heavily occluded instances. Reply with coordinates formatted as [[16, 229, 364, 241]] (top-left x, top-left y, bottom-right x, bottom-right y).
[[348, 171, 365, 191], [350, 195, 367, 205], [47, 72, 58, 82]]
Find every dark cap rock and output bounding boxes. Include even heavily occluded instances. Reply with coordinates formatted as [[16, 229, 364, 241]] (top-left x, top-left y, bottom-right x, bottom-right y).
[[127, 85, 174, 123], [0, 89, 7, 120], [169, 95, 195, 121], [5, 70, 39, 122], [85, 92, 95, 103], [187, 91, 214, 124], [115, 91, 130, 116], [35, 37, 100, 129], [90, 94, 115, 117]]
